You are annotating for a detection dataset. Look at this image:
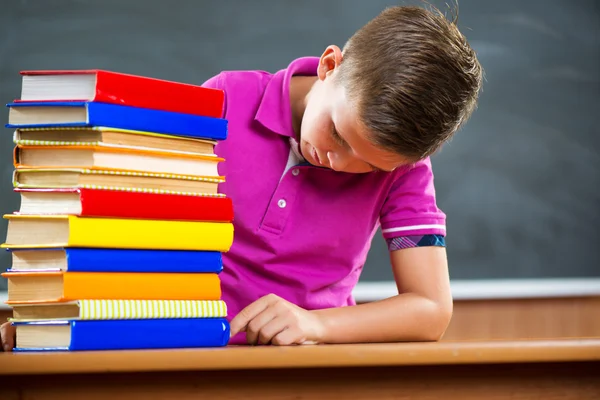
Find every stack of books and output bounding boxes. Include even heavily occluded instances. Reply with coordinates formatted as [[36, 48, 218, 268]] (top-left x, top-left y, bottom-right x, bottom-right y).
[[1, 69, 234, 351]]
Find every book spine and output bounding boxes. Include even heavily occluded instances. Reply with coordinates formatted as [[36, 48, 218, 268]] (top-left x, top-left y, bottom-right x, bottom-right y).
[[96, 70, 225, 118], [68, 216, 234, 252], [65, 248, 223, 273], [86, 102, 227, 140], [78, 299, 227, 319], [70, 318, 230, 350], [63, 272, 222, 301], [77, 188, 234, 222]]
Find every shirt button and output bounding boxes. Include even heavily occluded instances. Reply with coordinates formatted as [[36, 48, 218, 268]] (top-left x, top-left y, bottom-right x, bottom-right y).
[[277, 199, 287, 208], [292, 169, 300, 176]]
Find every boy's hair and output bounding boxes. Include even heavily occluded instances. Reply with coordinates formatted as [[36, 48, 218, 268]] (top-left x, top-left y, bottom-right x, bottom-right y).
[[338, 5, 483, 161]]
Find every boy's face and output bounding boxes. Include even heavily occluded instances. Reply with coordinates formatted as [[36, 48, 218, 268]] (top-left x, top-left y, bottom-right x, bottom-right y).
[[298, 46, 407, 174]]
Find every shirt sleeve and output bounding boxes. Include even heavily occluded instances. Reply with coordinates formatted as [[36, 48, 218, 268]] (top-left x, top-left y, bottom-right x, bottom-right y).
[[201, 72, 224, 89], [379, 157, 446, 246], [201, 72, 227, 116]]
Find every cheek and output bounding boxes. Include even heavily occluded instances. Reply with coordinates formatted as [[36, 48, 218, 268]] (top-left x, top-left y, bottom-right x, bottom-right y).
[[305, 119, 331, 149], [301, 102, 330, 145]]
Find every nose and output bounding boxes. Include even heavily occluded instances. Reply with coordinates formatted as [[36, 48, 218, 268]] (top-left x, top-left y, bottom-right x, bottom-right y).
[[326, 151, 352, 171]]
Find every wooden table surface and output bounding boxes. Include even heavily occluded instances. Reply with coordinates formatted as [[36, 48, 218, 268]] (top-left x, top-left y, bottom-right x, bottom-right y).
[[2, 337, 600, 375], [2, 338, 600, 399]]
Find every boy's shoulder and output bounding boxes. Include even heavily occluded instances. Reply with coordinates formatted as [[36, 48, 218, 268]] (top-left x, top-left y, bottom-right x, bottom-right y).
[[203, 69, 274, 91], [202, 69, 279, 121], [203, 57, 319, 93]]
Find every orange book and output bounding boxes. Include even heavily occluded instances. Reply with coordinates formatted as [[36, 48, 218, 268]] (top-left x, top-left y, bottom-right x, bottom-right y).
[[3, 271, 221, 304]]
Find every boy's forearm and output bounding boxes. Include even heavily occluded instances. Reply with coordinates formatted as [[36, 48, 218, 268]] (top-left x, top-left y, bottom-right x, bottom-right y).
[[312, 293, 453, 344]]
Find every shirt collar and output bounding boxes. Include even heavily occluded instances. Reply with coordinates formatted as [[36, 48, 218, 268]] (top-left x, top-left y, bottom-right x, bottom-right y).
[[254, 57, 319, 138]]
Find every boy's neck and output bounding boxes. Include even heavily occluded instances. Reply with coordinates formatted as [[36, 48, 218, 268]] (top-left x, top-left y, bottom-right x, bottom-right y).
[[290, 76, 319, 141]]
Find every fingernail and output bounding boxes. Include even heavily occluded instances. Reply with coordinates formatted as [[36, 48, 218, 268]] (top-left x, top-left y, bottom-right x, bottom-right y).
[[4, 345, 11, 352]]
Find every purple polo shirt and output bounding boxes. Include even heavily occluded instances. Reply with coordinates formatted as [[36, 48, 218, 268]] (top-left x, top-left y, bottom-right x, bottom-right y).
[[202, 57, 446, 344]]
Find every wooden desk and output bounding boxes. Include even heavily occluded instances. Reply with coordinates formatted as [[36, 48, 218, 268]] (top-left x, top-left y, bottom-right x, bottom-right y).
[[1, 338, 599, 399]]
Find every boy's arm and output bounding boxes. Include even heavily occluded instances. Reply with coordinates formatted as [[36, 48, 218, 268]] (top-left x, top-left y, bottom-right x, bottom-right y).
[[314, 246, 453, 343], [230, 246, 452, 344]]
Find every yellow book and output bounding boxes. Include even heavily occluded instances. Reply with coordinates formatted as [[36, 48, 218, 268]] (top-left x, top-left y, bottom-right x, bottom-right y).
[[2, 214, 234, 251], [10, 299, 228, 321]]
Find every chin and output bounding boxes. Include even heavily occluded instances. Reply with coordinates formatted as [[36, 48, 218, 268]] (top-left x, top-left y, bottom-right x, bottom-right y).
[[299, 141, 313, 162]]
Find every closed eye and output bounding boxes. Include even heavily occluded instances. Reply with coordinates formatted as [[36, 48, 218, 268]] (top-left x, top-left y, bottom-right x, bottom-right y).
[[332, 124, 386, 171], [331, 126, 347, 147]]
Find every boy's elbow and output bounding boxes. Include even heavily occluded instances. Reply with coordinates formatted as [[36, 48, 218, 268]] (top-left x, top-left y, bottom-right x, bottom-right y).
[[419, 297, 454, 342]]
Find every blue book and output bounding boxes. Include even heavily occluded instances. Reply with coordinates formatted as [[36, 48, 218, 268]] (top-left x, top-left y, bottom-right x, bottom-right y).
[[12, 318, 230, 351], [6, 101, 228, 140], [6, 247, 223, 273]]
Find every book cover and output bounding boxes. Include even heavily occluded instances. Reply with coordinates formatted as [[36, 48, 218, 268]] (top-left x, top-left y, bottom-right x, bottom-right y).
[[3, 271, 222, 303], [6, 101, 228, 141], [2, 214, 234, 252], [18, 69, 225, 118], [11, 299, 228, 321], [7, 247, 224, 273], [15, 187, 234, 222], [12, 318, 230, 351]]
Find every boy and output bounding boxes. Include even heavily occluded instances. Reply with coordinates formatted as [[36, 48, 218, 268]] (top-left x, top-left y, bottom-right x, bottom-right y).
[[1, 5, 482, 349]]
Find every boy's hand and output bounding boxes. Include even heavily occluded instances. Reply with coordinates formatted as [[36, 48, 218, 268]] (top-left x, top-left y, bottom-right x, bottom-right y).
[[230, 294, 326, 345], [1, 321, 16, 352]]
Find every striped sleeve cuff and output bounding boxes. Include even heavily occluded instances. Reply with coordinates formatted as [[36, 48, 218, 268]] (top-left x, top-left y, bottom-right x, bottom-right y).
[[386, 235, 446, 251]]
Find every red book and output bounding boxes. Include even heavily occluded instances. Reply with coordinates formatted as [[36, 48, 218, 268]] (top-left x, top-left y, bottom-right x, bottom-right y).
[[14, 188, 233, 222], [16, 70, 224, 118]]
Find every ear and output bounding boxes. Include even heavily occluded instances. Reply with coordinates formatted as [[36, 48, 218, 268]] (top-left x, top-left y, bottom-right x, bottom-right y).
[[317, 45, 343, 81]]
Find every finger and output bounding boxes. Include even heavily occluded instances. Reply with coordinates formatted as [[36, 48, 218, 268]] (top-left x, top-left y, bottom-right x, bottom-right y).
[[256, 315, 290, 345], [1, 322, 16, 352], [271, 326, 308, 346], [230, 294, 279, 337], [230, 298, 270, 337], [245, 306, 278, 345]]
